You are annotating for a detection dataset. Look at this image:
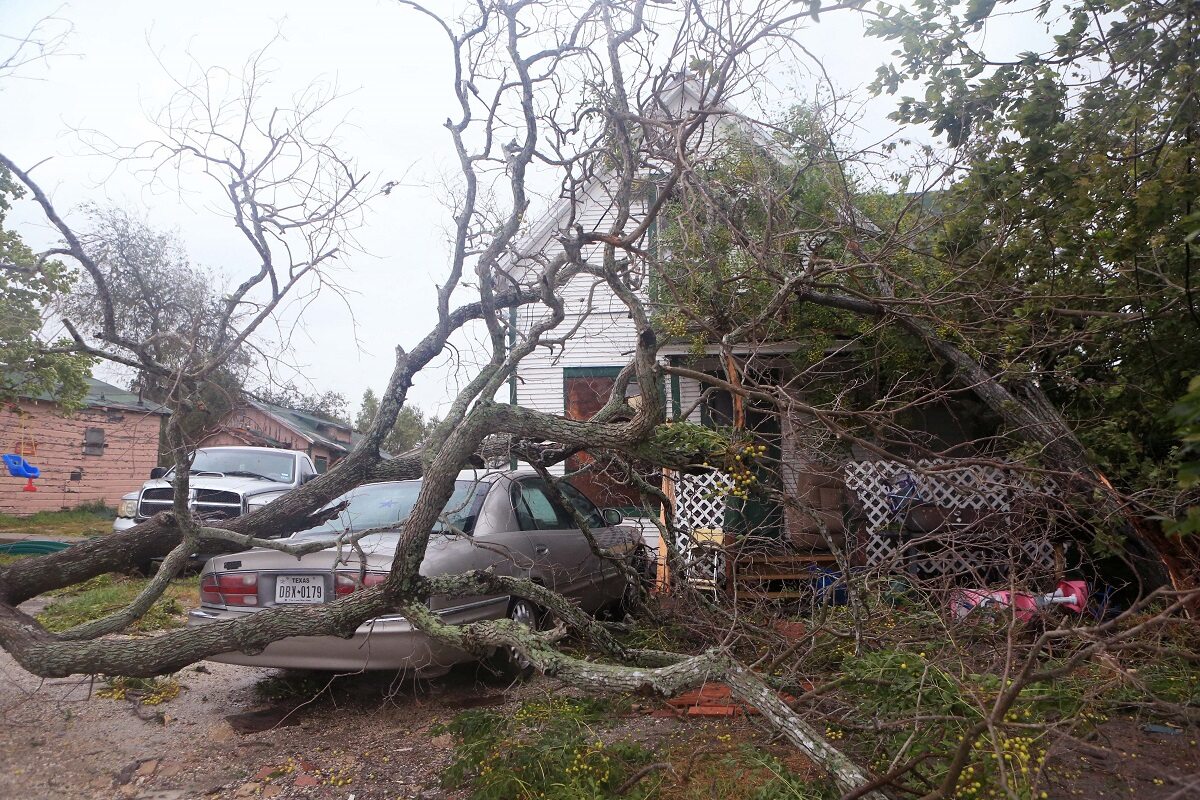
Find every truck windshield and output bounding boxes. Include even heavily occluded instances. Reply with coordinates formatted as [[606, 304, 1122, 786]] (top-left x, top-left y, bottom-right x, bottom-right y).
[[298, 479, 485, 537], [165, 449, 297, 483]]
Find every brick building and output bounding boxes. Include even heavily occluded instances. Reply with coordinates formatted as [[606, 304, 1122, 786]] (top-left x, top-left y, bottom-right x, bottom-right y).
[[1, 378, 169, 515], [200, 399, 359, 474]]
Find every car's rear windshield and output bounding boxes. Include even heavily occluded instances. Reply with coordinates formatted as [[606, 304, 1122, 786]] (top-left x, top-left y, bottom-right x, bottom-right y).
[[165, 449, 296, 483], [297, 479, 485, 538]]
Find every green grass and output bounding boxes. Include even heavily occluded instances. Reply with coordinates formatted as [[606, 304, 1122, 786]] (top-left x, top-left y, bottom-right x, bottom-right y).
[[0, 502, 116, 538], [668, 747, 834, 800], [439, 696, 832, 800], [35, 573, 199, 634], [440, 697, 657, 800]]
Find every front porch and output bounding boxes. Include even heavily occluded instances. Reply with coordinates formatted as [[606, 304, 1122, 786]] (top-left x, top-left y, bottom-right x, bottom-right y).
[[658, 458, 1063, 600]]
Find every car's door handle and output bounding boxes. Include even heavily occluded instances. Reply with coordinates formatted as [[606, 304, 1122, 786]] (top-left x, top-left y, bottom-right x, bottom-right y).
[[535, 545, 550, 556]]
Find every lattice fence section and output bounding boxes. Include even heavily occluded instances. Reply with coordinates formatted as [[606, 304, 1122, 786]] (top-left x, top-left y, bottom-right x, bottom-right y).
[[844, 459, 1059, 575], [668, 470, 733, 586]]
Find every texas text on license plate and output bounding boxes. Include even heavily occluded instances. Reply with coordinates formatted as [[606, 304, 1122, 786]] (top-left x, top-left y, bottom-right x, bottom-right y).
[[275, 575, 325, 604]]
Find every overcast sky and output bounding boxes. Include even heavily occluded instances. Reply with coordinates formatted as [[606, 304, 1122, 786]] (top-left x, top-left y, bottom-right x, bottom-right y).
[[1, 0, 923, 419]]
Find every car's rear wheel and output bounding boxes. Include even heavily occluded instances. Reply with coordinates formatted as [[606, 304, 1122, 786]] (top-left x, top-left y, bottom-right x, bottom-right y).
[[485, 597, 540, 681]]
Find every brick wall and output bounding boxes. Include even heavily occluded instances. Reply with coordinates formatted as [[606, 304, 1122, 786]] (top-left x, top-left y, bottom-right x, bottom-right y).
[[0, 399, 164, 515]]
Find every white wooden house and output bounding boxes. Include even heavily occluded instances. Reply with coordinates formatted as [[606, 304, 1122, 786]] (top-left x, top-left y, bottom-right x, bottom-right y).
[[501, 81, 1059, 585]]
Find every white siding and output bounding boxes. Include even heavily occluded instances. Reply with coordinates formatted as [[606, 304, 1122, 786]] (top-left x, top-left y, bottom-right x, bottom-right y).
[[508, 170, 654, 421], [675, 375, 704, 423]]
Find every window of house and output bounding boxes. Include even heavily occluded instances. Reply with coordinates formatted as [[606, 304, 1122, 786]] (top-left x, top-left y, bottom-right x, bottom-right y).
[[314, 456, 328, 474], [82, 427, 106, 456]]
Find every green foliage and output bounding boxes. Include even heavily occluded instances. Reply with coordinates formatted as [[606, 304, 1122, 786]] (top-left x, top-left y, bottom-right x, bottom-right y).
[[650, 104, 997, 461], [653, 108, 867, 348], [1169, 375, 1200, 535], [164, 368, 245, 459], [686, 747, 832, 800], [1171, 375, 1200, 487], [1105, 655, 1199, 706], [647, 422, 772, 499], [354, 388, 439, 453], [439, 696, 654, 800], [35, 574, 197, 633], [0, 167, 92, 405], [819, 592, 1197, 799], [867, 0, 1200, 492], [648, 420, 733, 461], [57, 206, 250, 444], [838, 645, 1058, 798], [746, 755, 831, 800], [97, 675, 181, 704]]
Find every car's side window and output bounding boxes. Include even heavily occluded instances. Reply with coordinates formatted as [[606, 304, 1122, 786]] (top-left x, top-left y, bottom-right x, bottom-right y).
[[557, 482, 605, 528], [511, 482, 535, 530], [511, 480, 569, 531], [443, 482, 485, 535]]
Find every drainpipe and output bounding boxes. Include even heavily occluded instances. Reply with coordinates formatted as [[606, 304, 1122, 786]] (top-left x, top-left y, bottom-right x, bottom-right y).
[[509, 305, 519, 470]]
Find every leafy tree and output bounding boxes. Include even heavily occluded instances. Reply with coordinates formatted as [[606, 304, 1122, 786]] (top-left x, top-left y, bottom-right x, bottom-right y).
[[353, 388, 381, 434], [654, 4, 1200, 586], [58, 206, 250, 444], [867, 0, 1200, 490], [354, 387, 437, 453], [0, 167, 92, 405], [1170, 376, 1200, 536]]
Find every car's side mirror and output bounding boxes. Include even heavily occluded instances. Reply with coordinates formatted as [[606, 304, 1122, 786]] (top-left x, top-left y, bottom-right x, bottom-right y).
[[602, 508, 624, 526], [301, 473, 317, 484], [149, 467, 167, 480]]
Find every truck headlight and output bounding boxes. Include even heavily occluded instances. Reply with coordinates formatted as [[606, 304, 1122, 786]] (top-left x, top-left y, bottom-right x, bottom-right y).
[[245, 492, 286, 513], [117, 498, 138, 518]]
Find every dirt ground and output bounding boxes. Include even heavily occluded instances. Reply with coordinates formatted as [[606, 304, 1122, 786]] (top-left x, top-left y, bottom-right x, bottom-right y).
[[0, 649, 495, 800], [0, 599, 1195, 800], [0, 646, 793, 800], [1, 646, 1198, 800]]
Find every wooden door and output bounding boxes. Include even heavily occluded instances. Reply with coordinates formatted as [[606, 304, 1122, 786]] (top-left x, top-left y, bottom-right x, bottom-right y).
[[563, 372, 644, 511]]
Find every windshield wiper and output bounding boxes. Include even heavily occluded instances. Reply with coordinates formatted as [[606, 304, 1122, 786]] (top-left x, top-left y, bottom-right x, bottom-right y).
[[222, 470, 274, 481]]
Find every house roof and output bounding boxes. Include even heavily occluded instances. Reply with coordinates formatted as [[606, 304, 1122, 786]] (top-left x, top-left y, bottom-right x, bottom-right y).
[[502, 75, 797, 279], [21, 376, 171, 416], [245, 399, 361, 456]]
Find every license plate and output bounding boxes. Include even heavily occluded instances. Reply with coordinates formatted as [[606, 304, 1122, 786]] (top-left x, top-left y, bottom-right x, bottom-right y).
[[275, 575, 325, 604]]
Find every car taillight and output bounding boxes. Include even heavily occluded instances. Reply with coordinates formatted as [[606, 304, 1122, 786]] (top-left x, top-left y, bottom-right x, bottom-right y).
[[200, 572, 259, 607], [200, 573, 221, 605], [333, 571, 388, 597]]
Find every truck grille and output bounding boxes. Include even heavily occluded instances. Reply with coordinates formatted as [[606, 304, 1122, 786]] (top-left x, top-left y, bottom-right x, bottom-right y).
[[138, 488, 243, 520]]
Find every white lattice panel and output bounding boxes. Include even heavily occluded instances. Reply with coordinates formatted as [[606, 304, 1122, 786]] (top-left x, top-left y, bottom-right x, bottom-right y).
[[844, 459, 1059, 575], [668, 470, 732, 586]]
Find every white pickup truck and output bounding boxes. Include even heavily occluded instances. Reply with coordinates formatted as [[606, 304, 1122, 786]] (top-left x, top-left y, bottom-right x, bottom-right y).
[[113, 446, 319, 532]]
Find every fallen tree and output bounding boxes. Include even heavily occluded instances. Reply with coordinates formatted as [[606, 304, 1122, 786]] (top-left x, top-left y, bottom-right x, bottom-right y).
[[2, 2, 1197, 798], [0, 2, 895, 795]]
